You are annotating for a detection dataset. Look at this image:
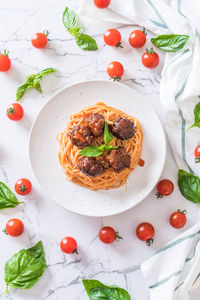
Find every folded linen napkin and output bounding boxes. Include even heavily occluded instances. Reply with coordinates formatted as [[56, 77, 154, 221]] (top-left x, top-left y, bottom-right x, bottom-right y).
[[79, 1, 200, 299]]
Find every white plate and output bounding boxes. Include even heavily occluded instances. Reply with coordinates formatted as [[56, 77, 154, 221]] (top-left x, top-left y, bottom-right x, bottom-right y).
[[29, 80, 166, 217]]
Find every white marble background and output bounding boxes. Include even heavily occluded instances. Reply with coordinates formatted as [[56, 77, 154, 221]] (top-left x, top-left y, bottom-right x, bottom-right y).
[[0, 0, 199, 299]]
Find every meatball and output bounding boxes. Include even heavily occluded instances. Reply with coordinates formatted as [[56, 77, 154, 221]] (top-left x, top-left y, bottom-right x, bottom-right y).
[[70, 126, 93, 149], [77, 157, 104, 177], [107, 148, 131, 173], [110, 117, 136, 140], [86, 113, 105, 137]]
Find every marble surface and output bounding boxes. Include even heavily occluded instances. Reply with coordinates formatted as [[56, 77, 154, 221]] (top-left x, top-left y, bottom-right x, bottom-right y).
[[0, 1, 199, 299]]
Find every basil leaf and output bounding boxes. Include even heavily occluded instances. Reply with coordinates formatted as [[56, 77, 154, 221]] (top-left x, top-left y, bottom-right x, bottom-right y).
[[83, 279, 131, 300], [151, 34, 189, 52], [187, 102, 200, 130], [36, 68, 56, 77], [62, 7, 78, 33], [104, 144, 118, 151], [79, 146, 104, 157], [76, 34, 98, 51], [5, 241, 46, 291], [104, 121, 113, 144], [16, 83, 32, 101], [0, 182, 23, 210], [16, 68, 56, 101], [178, 169, 200, 203]]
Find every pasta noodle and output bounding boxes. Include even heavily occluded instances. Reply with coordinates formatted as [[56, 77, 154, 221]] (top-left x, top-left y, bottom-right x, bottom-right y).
[[57, 102, 143, 190]]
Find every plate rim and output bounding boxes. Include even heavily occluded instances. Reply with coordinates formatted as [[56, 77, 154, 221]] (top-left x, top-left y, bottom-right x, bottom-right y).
[[29, 79, 166, 217]]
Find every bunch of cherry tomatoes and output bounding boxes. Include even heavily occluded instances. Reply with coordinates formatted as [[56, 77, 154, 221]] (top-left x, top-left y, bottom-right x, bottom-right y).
[[4, 178, 187, 254], [1, 0, 199, 255]]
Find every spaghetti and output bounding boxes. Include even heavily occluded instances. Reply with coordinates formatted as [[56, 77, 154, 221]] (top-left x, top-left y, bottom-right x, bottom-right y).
[[57, 102, 143, 190]]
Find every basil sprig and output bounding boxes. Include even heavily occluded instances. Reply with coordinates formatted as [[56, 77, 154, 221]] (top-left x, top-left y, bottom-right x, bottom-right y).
[[5, 241, 46, 292], [83, 279, 131, 300], [178, 169, 200, 203], [62, 7, 98, 51], [16, 68, 57, 100], [151, 34, 189, 52], [0, 182, 23, 210], [187, 102, 200, 130], [79, 121, 118, 157]]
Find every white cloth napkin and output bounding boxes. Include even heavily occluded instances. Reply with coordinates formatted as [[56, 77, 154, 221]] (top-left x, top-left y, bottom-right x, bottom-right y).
[[79, 1, 200, 299]]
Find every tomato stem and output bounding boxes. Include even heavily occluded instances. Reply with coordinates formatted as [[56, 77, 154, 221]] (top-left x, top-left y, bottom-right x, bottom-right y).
[[19, 185, 27, 194], [195, 157, 200, 163], [177, 209, 187, 215], [73, 248, 78, 255], [115, 42, 123, 48], [109, 76, 121, 82], [1, 49, 9, 56], [2, 229, 8, 235], [7, 107, 15, 115], [146, 238, 154, 246], [156, 192, 163, 199], [146, 48, 154, 54], [115, 231, 123, 241], [142, 27, 147, 35], [43, 30, 50, 37]]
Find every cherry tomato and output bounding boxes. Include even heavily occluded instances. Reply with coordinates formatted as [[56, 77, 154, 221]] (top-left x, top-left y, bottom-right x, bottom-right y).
[[60, 237, 78, 254], [99, 226, 122, 244], [142, 48, 159, 68], [0, 50, 11, 72], [129, 29, 146, 48], [94, 0, 111, 8], [156, 179, 174, 198], [107, 61, 124, 81], [194, 145, 200, 163], [31, 31, 49, 49], [136, 222, 155, 246], [104, 29, 122, 47], [6, 218, 24, 237], [14, 178, 32, 195], [139, 159, 145, 167], [170, 210, 187, 229], [6, 103, 24, 121]]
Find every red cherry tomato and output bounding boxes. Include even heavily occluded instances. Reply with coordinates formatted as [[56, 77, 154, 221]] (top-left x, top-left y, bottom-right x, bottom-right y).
[[142, 48, 159, 68], [31, 31, 49, 49], [136, 222, 155, 246], [99, 226, 122, 244], [129, 29, 146, 48], [60, 237, 78, 254], [170, 210, 187, 229], [139, 159, 145, 167], [6, 103, 24, 121], [107, 61, 124, 81], [0, 50, 11, 72], [6, 218, 24, 237], [156, 179, 174, 198], [104, 29, 122, 47], [194, 145, 200, 163], [14, 178, 32, 196], [94, 0, 111, 8]]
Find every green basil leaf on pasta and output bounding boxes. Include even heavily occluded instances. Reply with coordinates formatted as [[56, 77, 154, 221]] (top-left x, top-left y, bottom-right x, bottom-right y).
[[151, 34, 189, 52], [79, 146, 104, 157], [104, 144, 118, 151], [4, 241, 46, 291], [104, 121, 114, 144], [75, 34, 98, 51], [82, 279, 131, 300], [0, 182, 23, 210], [178, 169, 200, 203], [187, 102, 200, 130]]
